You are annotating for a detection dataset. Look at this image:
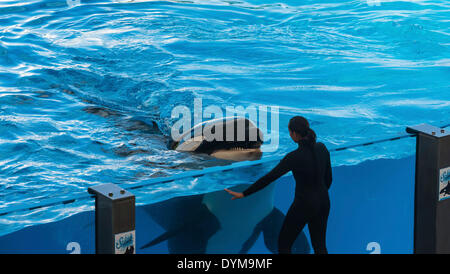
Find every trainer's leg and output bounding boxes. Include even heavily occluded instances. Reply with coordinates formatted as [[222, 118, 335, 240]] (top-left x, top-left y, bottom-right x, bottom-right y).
[[308, 205, 330, 254], [278, 201, 307, 254]]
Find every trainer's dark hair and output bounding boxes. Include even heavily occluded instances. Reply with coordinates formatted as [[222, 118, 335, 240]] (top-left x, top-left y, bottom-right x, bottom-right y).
[[288, 116, 316, 146]]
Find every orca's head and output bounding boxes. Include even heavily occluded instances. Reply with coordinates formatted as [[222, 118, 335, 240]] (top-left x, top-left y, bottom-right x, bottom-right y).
[[169, 117, 263, 161]]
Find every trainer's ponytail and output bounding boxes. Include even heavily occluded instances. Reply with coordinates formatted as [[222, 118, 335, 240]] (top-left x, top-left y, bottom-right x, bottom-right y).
[[288, 116, 318, 185], [304, 128, 317, 147]]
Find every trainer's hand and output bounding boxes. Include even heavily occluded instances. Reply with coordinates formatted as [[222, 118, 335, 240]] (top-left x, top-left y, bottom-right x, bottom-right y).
[[224, 189, 244, 200]]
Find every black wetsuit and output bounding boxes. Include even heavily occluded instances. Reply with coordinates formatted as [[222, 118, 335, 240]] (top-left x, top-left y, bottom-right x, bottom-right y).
[[243, 140, 332, 254]]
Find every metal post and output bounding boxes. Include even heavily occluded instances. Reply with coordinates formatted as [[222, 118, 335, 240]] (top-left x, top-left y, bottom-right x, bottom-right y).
[[88, 183, 136, 254], [406, 124, 450, 254]]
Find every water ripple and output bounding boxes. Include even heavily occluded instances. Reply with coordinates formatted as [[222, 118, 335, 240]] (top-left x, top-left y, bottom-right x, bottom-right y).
[[0, 0, 449, 234]]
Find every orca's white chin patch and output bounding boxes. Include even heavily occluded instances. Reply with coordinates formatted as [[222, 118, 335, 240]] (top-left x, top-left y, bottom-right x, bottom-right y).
[[210, 148, 262, 161]]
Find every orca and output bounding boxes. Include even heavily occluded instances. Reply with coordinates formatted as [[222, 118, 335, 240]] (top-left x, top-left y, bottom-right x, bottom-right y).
[[82, 105, 263, 161], [170, 117, 264, 161]]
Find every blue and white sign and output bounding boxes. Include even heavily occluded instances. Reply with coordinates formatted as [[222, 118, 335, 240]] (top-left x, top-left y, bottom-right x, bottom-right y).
[[439, 167, 450, 201], [114, 230, 135, 254]]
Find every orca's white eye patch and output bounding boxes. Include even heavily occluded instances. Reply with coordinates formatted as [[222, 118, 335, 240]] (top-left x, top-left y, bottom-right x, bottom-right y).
[[175, 135, 205, 151]]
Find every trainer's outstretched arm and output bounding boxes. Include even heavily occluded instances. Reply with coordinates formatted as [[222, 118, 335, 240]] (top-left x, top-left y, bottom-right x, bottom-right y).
[[224, 188, 244, 200]]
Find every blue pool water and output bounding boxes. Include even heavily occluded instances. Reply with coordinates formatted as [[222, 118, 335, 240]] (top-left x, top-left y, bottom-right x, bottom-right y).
[[0, 0, 449, 235]]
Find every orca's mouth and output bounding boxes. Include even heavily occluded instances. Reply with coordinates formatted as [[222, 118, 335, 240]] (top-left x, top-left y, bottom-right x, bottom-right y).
[[209, 144, 263, 161], [207, 140, 262, 152], [227, 146, 260, 151]]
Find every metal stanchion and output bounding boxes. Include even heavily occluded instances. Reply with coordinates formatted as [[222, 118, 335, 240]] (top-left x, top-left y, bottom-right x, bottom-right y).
[[88, 183, 136, 254], [406, 124, 450, 254]]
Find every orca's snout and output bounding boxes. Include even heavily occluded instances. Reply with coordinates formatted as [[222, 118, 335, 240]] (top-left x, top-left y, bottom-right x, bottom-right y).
[[167, 139, 178, 150]]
